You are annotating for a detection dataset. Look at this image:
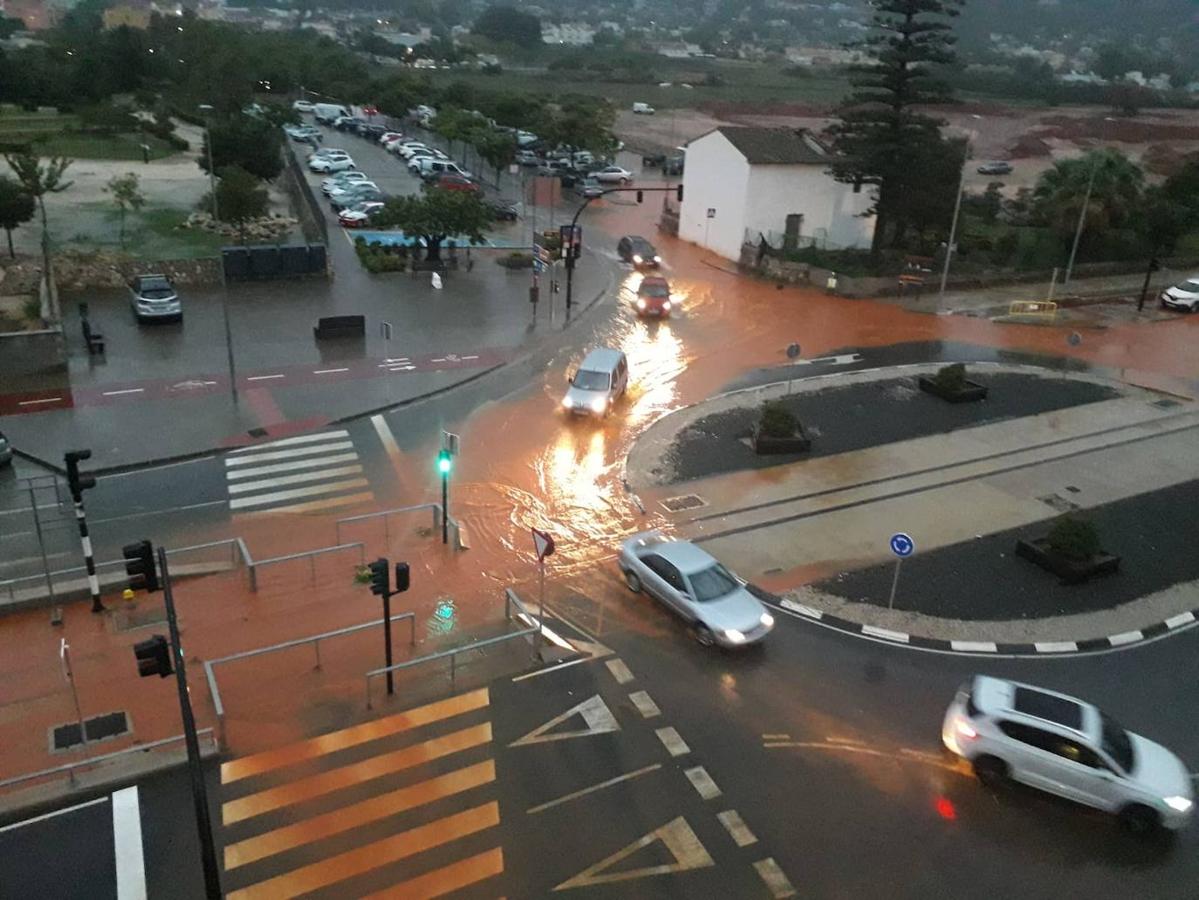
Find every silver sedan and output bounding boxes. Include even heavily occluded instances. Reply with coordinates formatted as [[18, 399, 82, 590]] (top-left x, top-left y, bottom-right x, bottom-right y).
[[618, 532, 774, 648]]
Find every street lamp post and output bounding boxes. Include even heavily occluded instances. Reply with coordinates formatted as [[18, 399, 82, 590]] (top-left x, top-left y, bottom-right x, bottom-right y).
[[199, 104, 238, 406], [1064, 159, 1097, 286], [939, 139, 971, 299]]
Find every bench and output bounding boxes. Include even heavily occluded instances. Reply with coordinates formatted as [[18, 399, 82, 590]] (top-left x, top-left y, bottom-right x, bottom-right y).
[[81, 318, 105, 356], [313, 315, 365, 339]]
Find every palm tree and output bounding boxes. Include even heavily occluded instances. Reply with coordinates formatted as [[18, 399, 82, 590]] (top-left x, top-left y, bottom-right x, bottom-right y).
[[1033, 148, 1145, 239]]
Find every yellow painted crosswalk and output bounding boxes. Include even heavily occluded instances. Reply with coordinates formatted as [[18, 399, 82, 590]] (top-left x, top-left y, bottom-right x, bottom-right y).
[[219, 688, 503, 898]]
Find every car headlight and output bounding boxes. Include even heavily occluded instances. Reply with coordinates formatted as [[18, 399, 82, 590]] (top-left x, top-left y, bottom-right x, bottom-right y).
[[632, 254, 643, 264], [662, 301, 671, 311], [636, 298, 647, 309], [653, 255, 661, 263], [724, 629, 747, 644], [760, 612, 774, 628], [1164, 796, 1193, 813], [589, 396, 607, 413], [562, 397, 574, 409]]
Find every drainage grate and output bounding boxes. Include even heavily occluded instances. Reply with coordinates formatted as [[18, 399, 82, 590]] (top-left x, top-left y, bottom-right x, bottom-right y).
[[247, 427, 269, 438], [1152, 399, 1181, 409], [51, 711, 130, 752], [1038, 494, 1079, 514], [660, 494, 707, 513]]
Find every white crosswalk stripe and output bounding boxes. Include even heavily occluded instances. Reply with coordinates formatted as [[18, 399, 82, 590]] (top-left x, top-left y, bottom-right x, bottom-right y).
[[224, 431, 374, 514]]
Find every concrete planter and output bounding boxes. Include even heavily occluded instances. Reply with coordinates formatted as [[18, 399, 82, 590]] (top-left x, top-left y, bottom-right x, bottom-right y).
[[917, 375, 989, 403], [752, 423, 812, 455], [1015, 537, 1121, 585]]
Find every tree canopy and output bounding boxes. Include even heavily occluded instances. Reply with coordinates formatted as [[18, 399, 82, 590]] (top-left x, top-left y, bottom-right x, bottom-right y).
[[1032, 148, 1146, 238], [0, 176, 35, 258], [199, 113, 284, 182], [371, 191, 494, 261], [472, 5, 542, 49]]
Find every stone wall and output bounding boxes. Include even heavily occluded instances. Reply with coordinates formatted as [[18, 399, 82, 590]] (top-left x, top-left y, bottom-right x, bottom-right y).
[[1, 252, 223, 291], [0, 327, 66, 380]]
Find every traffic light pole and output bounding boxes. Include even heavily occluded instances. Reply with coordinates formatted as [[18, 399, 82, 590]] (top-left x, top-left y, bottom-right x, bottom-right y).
[[563, 185, 682, 311], [65, 450, 101, 613], [382, 587, 394, 696], [158, 548, 222, 899], [441, 470, 449, 545]]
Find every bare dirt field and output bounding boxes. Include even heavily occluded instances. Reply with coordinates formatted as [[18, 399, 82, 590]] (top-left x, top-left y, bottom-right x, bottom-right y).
[[615, 102, 1199, 196]]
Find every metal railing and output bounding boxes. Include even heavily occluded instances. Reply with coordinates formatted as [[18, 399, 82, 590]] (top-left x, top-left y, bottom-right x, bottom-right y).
[[245, 541, 365, 591], [336, 503, 466, 552], [204, 612, 415, 748], [364, 588, 536, 709], [0, 729, 218, 793]]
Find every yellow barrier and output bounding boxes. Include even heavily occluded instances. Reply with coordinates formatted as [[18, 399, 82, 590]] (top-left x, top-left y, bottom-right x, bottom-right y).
[[1008, 300, 1058, 318]]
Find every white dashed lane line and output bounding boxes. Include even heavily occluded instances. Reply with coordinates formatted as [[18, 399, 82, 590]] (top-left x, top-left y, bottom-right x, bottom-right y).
[[716, 810, 758, 848], [683, 766, 722, 801], [754, 857, 797, 898], [654, 726, 690, 758], [627, 690, 661, 719], [605, 658, 634, 684]]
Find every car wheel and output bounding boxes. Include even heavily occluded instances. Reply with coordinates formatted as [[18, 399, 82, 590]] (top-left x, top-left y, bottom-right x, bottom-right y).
[[623, 569, 641, 593], [972, 755, 1008, 788], [620, 177, 630, 185], [1119, 804, 1161, 835], [692, 624, 715, 647]]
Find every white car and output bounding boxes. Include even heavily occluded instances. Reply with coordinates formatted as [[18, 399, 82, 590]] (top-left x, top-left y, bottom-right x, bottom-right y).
[[338, 201, 385, 228], [308, 148, 348, 162], [407, 151, 447, 171], [321, 171, 371, 194], [328, 181, 379, 205], [309, 155, 355, 173], [618, 532, 774, 648], [1160, 275, 1199, 312], [379, 132, 405, 146], [398, 143, 430, 159], [593, 165, 633, 185], [943, 675, 1193, 833], [293, 100, 315, 113]]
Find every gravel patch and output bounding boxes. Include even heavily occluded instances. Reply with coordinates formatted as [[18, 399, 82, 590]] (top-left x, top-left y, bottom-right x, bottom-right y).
[[663, 372, 1119, 484]]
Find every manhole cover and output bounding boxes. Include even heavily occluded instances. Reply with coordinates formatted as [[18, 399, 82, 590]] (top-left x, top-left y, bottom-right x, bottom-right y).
[[1038, 494, 1079, 513], [1152, 399, 1181, 409], [660, 494, 707, 513], [51, 711, 130, 752]]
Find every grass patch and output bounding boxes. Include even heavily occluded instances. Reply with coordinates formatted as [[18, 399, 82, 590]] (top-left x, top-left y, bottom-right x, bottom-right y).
[[59, 203, 223, 260], [34, 132, 177, 161]]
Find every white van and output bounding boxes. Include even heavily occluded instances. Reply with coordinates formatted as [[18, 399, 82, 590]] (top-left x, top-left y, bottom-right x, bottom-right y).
[[313, 103, 351, 125], [632, 102, 655, 115], [420, 158, 472, 181], [562, 348, 628, 418]]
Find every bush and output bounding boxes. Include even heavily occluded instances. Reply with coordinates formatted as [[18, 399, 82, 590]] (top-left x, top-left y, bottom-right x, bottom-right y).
[[21, 295, 41, 323], [497, 251, 533, 269], [933, 363, 967, 392], [165, 133, 189, 152], [759, 402, 799, 438], [1046, 516, 1101, 561]]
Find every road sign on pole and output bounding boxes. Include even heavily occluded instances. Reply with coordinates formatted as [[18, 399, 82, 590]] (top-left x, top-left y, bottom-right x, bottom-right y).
[[531, 528, 555, 653], [887, 532, 914, 610], [532, 528, 555, 561]]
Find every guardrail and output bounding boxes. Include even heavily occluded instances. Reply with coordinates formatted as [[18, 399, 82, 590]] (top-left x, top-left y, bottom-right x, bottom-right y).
[[0, 729, 218, 794], [204, 611, 415, 749], [245, 541, 365, 591], [364, 588, 535, 709], [336, 503, 466, 552]]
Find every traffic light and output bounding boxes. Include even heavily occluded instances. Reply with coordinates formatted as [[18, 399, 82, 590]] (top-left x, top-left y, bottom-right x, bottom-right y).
[[123, 539, 160, 592], [368, 557, 390, 597], [677, 184, 684, 202], [134, 634, 172, 678], [636, 190, 643, 203], [394, 562, 410, 593], [437, 449, 452, 475], [64, 449, 96, 498]]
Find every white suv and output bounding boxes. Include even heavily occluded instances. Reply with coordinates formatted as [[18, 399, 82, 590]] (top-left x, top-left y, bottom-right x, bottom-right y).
[[943, 675, 1193, 833]]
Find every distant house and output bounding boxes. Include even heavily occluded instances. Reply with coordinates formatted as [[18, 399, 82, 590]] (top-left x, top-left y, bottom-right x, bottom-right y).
[[678, 126, 874, 262], [103, 1, 152, 30], [1, 0, 56, 31]]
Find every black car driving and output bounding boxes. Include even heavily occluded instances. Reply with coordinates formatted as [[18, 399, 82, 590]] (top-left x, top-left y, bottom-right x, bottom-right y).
[[617, 235, 660, 268]]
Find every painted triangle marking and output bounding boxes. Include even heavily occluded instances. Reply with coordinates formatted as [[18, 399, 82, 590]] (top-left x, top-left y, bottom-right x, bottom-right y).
[[553, 816, 715, 890], [509, 695, 619, 747]]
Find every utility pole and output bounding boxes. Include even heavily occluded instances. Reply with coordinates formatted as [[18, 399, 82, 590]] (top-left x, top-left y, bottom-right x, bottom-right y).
[[64, 450, 101, 613], [1138, 256, 1160, 312], [133, 548, 222, 899], [200, 103, 237, 406], [1064, 159, 1097, 286], [939, 141, 971, 298]]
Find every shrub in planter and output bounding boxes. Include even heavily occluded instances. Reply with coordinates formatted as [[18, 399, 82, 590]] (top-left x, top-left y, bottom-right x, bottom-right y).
[[918, 363, 988, 402], [753, 401, 811, 455], [497, 251, 533, 269], [1046, 515, 1101, 562]]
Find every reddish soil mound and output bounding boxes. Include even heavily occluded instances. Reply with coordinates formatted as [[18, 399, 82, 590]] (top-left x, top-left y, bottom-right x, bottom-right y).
[[1143, 143, 1195, 176], [1035, 115, 1199, 142], [1008, 135, 1053, 158], [700, 100, 831, 118]]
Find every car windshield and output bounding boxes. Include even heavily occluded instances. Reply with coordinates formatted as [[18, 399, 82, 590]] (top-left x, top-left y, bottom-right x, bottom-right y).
[[1100, 712, 1134, 772], [1180, 280, 1199, 292], [138, 279, 172, 298], [572, 370, 610, 391], [633, 243, 655, 256], [688, 564, 740, 602], [641, 283, 669, 298]]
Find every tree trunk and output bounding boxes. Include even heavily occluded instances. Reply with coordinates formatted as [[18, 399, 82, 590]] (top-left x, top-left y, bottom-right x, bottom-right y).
[[425, 238, 442, 261], [5, 228, 12, 258], [119, 208, 125, 248]]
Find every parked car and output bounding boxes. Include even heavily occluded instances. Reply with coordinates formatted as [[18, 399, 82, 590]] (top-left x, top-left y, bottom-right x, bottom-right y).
[[338, 201, 385, 228], [285, 125, 321, 142], [292, 100, 315, 113], [420, 159, 472, 181], [331, 186, 385, 210], [515, 130, 538, 147], [632, 102, 655, 115], [398, 142, 431, 159], [1159, 275, 1199, 312], [576, 177, 604, 199], [977, 161, 1013, 176], [515, 149, 541, 167], [618, 532, 774, 647], [433, 174, 480, 193], [407, 150, 448, 171], [561, 347, 628, 418], [313, 103, 350, 125], [617, 235, 660, 267], [537, 159, 571, 177], [321, 171, 371, 194], [309, 155, 355, 173], [943, 675, 1193, 833], [380, 132, 405, 146], [307, 148, 349, 164], [0, 430, 13, 468], [636, 276, 672, 317], [593, 165, 633, 185], [129, 274, 182, 323], [357, 123, 388, 139], [333, 116, 366, 132], [488, 200, 519, 221], [328, 181, 379, 206]]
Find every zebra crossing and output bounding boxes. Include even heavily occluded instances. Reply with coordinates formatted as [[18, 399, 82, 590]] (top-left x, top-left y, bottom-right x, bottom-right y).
[[218, 688, 503, 898], [224, 429, 375, 515]]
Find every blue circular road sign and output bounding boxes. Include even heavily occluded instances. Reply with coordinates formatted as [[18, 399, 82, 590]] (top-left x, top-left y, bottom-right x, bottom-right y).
[[889, 532, 915, 558]]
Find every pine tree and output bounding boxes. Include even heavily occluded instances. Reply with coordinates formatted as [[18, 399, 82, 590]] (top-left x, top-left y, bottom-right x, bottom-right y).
[[828, 0, 965, 253]]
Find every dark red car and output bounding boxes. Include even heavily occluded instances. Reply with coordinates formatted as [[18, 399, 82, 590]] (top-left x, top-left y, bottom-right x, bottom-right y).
[[434, 174, 481, 193], [636, 276, 672, 317]]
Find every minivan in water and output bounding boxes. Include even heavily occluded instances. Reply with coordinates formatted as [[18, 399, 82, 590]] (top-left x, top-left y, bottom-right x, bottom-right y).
[[562, 348, 628, 418]]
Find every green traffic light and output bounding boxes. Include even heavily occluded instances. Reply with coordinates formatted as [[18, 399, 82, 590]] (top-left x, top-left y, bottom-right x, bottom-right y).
[[437, 450, 452, 474]]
